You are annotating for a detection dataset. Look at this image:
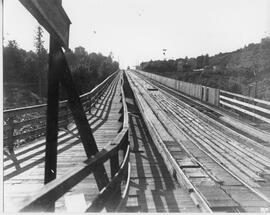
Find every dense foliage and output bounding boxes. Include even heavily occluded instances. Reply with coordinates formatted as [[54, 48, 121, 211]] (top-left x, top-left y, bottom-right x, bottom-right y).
[[65, 47, 119, 95], [140, 38, 270, 100], [3, 28, 119, 109]]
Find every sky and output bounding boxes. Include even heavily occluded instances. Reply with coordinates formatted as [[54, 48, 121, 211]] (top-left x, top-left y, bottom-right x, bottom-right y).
[[3, 0, 270, 68]]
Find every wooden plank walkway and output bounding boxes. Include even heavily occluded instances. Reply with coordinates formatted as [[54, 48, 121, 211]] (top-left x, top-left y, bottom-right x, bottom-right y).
[[121, 76, 200, 212], [127, 70, 270, 212], [3, 75, 122, 212]]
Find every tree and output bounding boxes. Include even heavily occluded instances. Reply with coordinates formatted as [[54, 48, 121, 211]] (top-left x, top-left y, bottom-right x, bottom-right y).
[[203, 54, 209, 67], [34, 26, 48, 100], [196, 55, 204, 69], [34, 26, 46, 56], [3, 40, 25, 83], [67, 48, 119, 95], [3, 40, 41, 108], [3, 39, 119, 108]]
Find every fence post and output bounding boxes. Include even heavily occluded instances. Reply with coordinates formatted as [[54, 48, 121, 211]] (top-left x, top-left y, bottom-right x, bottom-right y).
[[110, 152, 119, 179], [43, 36, 62, 212], [7, 116, 15, 154], [63, 104, 69, 129], [122, 136, 129, 180], [44, 37, 60, 184], [109, 149, 121, 200], [88, 94, 92, 114]]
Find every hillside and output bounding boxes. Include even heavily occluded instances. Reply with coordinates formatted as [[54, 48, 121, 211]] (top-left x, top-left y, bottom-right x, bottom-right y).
[[140, 37, 270, 101]]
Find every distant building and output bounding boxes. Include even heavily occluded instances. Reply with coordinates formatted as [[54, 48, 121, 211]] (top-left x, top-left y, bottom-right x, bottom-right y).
[[74, 46, 87, 56], [193, 68, 204, 72]]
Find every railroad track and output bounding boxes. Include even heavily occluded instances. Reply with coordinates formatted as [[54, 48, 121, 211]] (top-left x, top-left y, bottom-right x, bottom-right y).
[[121, 74, 202, 212], [127, 70, 270, 213], [136, 71, 270, 150]]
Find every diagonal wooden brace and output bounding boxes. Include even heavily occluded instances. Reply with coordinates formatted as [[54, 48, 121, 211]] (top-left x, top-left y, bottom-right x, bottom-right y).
[[45, 37, 109, 192], [58, 46, 110, 190]]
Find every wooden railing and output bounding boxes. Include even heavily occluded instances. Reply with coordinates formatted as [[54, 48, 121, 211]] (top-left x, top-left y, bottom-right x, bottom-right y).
[[3, 71, 118, 153], [18, 72, 130, 212], [135, 70, 220, 106], [134, 70, 270, 124], [220, 90, 270, 124]]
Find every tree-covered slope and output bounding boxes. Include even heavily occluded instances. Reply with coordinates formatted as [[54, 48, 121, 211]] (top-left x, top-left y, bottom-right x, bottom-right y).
[[140, 37, 270, 100]]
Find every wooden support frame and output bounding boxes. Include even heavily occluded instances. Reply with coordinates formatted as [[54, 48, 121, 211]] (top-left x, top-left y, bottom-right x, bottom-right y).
[[19, 0, 71, 49], [17, 1, 128, 212], [59, 50, 99, 156], [18, 73, 131, 212], [44, 35, 109, 206]]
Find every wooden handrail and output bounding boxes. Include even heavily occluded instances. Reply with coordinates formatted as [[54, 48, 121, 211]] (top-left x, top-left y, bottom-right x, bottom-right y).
[[220, 90, 270, 106], [80, 70, 118, 99], [19, 130, 128, 212], [4, 71, 117, 117], [85, 72, 131, 211], [3, 71, 118, 151], [18, 71, 130, 212], [86, 144, 130, 212], [220, 95, 270, 115], [115, 162, 131, 211], [4, 70, 118, 114]]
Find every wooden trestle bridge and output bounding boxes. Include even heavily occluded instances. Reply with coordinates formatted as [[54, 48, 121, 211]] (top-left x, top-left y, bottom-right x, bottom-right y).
[[3, 0, 270, 213]]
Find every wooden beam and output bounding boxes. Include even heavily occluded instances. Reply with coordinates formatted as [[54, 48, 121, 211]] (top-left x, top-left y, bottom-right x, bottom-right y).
[[19, 0, 71, 49], [221, 90, 270, 106], [19, 130, 128, 212], [43, 37, 62, 212], [57, 48, 110, 189], [44, 37, 61, 185], [58, 50, 99, 156], [220, 95, 270, 115], [220, 100, 270, 124]]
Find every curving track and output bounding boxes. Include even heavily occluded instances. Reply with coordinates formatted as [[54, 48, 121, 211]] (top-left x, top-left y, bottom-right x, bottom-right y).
[[126, 70, 270, 212]]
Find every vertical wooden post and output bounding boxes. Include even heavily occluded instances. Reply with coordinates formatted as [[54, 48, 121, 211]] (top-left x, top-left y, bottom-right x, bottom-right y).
[[88, 94, 92, 114], [7, 116, 15, 154], [44, 37, 60, 186], [110, 152, 119, 178], [110, 152, 121, 201], [63, 104, 69, 129], [43, 37, 61, 212]]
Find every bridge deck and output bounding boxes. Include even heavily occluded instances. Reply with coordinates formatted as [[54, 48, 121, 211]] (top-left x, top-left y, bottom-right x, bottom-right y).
[[121, 77, 200, 212], [126, 70, 270, 213], [4, 70, 270, 212], [4, 76, 122, 212]]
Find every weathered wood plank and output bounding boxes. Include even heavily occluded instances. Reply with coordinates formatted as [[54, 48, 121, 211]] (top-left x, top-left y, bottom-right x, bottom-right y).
[[4, 73, 124, 212]]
